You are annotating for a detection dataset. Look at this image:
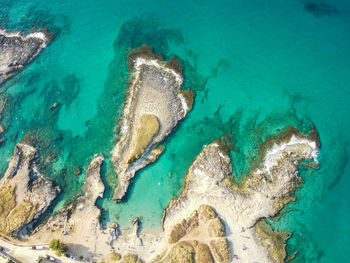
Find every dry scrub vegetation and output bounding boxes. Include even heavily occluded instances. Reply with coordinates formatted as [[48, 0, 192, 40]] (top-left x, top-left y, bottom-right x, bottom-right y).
[[0, 186, 37, 235], [128, 114, 160, 164]]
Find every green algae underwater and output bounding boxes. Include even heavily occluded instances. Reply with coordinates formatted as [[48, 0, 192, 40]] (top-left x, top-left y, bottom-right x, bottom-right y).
[[1, 0, 350, 262]]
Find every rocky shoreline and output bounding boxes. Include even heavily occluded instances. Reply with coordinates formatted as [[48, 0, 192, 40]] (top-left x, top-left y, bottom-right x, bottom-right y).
[[112, 45, 194, 202], [0, 126, 319, 263], [0, 29, 51, 86]]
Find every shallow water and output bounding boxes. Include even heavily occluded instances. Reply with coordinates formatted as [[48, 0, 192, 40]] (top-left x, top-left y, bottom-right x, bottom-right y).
[[1, 0, 350, 261]]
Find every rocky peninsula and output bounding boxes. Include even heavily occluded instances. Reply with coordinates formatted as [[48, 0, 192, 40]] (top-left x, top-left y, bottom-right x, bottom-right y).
[[0, 29, 51, 85], [0, 142, 59, 239], [112, 45, 194, 202], [157, 128, 319, 263]]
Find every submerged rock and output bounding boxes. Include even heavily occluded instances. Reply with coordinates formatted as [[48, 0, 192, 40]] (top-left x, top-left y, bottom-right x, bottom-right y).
[[74, 166, 81, 175], [0, 29, 51, 86], [112, 45, 194, 202], [0, 142, 59, 237], [49, 102, 59, 110]]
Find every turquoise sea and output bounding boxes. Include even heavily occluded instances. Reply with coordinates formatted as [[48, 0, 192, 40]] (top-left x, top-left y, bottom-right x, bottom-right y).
[[1, 0, 350, 261]]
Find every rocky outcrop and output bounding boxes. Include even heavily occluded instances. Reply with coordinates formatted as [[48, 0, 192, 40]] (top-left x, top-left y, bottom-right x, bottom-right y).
[[209, 238, 231, 263], [161, 241, 195, 263], [0, 29, 51, 86], [193, 242, 214, 263], [0, 142, 59, 237], [112, 45, 194, 202], [157, 205, 231, 263]]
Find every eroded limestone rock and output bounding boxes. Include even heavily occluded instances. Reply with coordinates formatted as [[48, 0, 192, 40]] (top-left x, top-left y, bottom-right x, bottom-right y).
[[209, 238, 231, 263], [208, 217, 225, 238], [161, 241, 194, 263], [255, 220, 292, 263], [193, 242, 214, 263], [158, 205, 230, 263], [120, 253, 144, 263], [198, 204, 217, 220]]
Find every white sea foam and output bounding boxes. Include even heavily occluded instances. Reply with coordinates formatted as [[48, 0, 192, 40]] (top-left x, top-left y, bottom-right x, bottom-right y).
[[263, 134, 319, 173], [218, 151, 231, 164], [208, 142, 231, 164], [178, 93, 190, 114], [134, 57, 183, 85], [134, 57, 190, 116], [93, 154, 104, 162], [211, 142, 219, 147], [18, 142, 36, 154], [0, 29, 49, 48]]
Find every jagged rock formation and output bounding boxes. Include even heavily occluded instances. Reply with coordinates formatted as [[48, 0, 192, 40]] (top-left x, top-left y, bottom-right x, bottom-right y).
[[0, 29, 51, 85], [0, 142, 59, 237], [112, 45, 194, 202]]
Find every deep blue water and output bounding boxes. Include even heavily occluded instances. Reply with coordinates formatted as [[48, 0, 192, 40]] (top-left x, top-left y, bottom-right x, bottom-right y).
[[0, 0, 350, 262]]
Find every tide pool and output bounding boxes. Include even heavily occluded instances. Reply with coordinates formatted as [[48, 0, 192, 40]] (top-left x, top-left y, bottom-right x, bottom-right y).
[[0, 0, 350, 261]]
